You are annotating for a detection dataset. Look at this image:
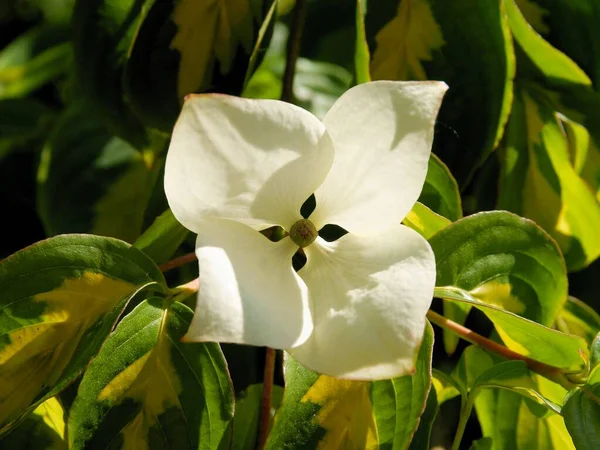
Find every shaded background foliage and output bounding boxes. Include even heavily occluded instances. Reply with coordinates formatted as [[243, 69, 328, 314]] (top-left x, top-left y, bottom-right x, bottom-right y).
[[1, 0, 600, 449]]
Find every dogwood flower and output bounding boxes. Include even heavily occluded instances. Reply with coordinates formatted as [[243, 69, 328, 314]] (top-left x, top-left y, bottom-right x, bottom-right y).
[[165, 81, 447, 380]]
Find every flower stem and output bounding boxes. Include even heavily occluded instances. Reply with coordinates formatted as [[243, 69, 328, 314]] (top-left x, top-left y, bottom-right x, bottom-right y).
[[158, 252, 197, 272], [257, 348, 277, 450], [426, 309, 566, 381], [281, 0, 309, 103], [451, 390, 477, 450]]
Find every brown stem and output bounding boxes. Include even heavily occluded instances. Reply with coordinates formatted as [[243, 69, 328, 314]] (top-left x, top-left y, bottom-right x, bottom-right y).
[[281, 0, 309, 103], [426, 310, 563, 378], [158, 252, 197, 272], [257, 348, 277, 450]]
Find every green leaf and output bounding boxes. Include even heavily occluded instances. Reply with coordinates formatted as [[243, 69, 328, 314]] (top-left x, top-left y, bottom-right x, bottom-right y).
[[267, 324, 434, 449], [133, 209, 189, 265], [0, 234, 164, 434], [418, 154, 462, 221], [460, 346, 576, 450], [591, 333, 600, 370], [403, 202, 451, 240], [557, 296, 600, 345], [124, 0, 274, 131], [371, 321, 434, 449], [354, 0, 371, 84], [72, 0, 149, 148], [407, 385, 438, 450], [498, 10, 600, 270], [477, 386, 575, 450], [0, 397, 66, 449], [432, 369, 463, 406], [429, 210, 568, 354], [232, 384, 284, 450], [266, 357, 377, 449], [436, 286, 589, 376], [243, 0, 278, 87], [470, 437, 493, 450], [0, 98, 53, 163], [37, 103, 157, 243], [563, 365, 600, 449], [366, 0, 514, 185], [514, 0, 600, 90], [453, 346, 560, 413], [0, 98, 52, 139], [507, 0, 591, 88], [68, 298, 234, 450], [0, 26, 71, 99]]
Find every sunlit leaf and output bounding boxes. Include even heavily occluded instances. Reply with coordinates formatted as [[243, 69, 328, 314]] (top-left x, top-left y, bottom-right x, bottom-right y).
[[498, 86, 600, 270], [515, 0, 600, 91], [458, 346, 575, 450], [436, 286, 588, 376], [68, 298, 233, 450], [0, 397, 66, 449], [268, 323, 434, 449], [453, 346, 560, 413], [403, 202, 450, 240], [0, 235, 164, 434], [557, 296, 600, 345], [429, 211, 568, 354]]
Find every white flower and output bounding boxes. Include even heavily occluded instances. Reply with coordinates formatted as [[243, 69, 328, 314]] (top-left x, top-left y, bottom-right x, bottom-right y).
[[165, 81, 447, 380]]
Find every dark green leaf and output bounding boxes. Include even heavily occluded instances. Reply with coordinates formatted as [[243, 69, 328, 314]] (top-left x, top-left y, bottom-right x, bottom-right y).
[[232, 384, 284, 450], [72, 0, 149, 147], [562, 365, 600, 449], [418, 153, 462, 221], [124, 0, 275, 131], [366, 0, 514, 185], [37, 103, 157, 243], [0, 26, 71, 99]]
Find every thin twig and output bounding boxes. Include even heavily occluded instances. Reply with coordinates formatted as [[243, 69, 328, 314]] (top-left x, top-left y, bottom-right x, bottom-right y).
[[281, 0, 309, 103], [426, 310, 564, 378], [257, 348, 277, 449], [158, 252, 197, 272]]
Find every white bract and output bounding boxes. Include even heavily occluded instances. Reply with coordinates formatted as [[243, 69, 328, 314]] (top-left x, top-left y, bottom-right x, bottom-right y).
[[165, 81, 448, 380]]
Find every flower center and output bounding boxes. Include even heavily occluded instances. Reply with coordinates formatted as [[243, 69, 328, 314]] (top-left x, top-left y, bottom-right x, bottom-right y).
[[289, 219, 318, 248]]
